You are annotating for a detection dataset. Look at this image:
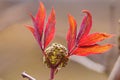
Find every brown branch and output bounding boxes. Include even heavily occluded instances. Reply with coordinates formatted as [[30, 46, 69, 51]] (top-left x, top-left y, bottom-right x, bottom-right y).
[[70, 55, 106, 73], [21, 72, 36, 80], [108, 56, 120, 80]]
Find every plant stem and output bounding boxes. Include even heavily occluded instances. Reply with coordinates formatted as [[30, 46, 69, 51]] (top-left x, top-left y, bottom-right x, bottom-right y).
[[50, 68, 55, 80]]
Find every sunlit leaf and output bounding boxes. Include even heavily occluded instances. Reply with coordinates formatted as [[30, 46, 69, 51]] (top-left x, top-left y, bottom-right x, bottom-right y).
[[35, 2, 46, 41], [72, 44, 113, 56], [67, 14, 77, 52], [25, 25, 35, 34], [78, 33, 113, 46]]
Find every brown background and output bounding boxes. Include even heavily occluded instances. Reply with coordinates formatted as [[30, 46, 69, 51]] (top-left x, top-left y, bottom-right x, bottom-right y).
[[0, 0, 120, 80]]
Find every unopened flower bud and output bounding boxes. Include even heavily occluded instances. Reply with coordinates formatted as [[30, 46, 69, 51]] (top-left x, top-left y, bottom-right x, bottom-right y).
[[44, 43, 69, 68]]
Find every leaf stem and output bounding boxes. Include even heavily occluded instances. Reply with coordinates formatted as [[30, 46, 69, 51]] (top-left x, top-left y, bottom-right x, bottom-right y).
[[50, 68, 55, 80]]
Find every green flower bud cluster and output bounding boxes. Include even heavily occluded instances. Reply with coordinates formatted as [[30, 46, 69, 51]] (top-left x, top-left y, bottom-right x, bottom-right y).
[[44, 43, 69, 68]]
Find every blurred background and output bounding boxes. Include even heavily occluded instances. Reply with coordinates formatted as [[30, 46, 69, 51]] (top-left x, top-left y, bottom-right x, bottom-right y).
[[0, 0, 120, 80]]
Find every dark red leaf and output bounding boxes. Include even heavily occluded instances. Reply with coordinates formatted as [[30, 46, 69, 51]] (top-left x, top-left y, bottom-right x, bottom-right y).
[[77, 10, 92, 43], [44, 8, 56, 49]]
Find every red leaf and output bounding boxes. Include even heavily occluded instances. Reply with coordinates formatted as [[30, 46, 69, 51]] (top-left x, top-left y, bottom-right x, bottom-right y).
[[78, 33, 113, 46], [44, 8, 56, 49], [35, 2, 46, 41], [25, 25, 42, 46], [77, 10, 92, 42], [27, 2, 46, 49], [72, 44, 113, 56], [25, 25, 35, 34], [67, 14, 77, 52]]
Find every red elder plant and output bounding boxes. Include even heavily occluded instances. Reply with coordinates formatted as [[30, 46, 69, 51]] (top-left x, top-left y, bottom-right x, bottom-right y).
[[23, 2, 113, 80]]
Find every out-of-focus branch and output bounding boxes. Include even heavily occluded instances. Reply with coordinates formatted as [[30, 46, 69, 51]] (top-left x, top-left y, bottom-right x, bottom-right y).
[[108, 35, 120, 80], [108, 56, 120, 80], [21, 72, 36, 80], [70, 55, 106, 73]]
